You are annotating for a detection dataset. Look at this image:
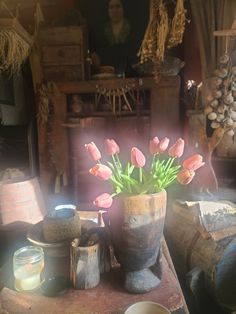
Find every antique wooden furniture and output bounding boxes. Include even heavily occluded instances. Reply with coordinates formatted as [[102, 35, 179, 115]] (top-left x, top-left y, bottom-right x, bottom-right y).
[[38, 26, 88, 82], [37, 76, 181, 202]]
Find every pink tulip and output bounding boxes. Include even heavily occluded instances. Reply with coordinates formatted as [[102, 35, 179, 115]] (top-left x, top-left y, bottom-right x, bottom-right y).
[[149, 137, 160, 155], [183, 154, 205, 171], [168, 138, 185, 158], [89, 164, 112, 180], [105, 139, 120, 155], [85, 142, 101, 161], [93, 193, 113, 208], [158, 137, 170, 153], [131, 147, 146, 168], [177, 169, 195, 185]]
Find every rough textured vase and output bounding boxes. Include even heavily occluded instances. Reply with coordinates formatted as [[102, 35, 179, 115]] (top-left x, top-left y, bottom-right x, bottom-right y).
[[109, 190, 167, 293]]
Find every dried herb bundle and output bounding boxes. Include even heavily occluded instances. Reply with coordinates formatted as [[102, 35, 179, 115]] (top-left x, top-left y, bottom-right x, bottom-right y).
[[138, 0, 187, 81], [0, 28, 30, 74]]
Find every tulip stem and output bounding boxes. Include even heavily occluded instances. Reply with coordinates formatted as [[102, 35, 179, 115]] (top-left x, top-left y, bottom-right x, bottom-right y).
[[112, 155, 121, 179], [164, 157, 175, 172], [139, 168, 143, 183], [115, 154, 122, 169], [151, 155, 156, 173]]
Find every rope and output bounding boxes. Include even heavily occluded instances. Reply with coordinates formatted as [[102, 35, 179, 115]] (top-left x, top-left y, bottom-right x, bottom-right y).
[[0, 1, 15, 18]]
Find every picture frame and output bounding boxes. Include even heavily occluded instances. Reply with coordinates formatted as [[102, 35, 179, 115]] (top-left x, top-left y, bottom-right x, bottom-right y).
[[76, 0, 149, 76]]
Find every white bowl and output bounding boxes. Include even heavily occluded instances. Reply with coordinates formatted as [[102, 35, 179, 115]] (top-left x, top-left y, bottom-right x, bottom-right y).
[[124, 301, 170, 314]]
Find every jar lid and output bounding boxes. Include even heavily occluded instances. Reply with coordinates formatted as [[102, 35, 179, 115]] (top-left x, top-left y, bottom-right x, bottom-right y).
[[13, 246, 43, 264]]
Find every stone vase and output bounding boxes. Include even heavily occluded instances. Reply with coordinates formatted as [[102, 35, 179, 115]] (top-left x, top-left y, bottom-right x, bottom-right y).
[[108, 190, 167, 293]]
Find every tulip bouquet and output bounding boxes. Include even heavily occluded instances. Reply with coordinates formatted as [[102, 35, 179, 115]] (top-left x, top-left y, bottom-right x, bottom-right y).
[[85, 137, 205, 209]]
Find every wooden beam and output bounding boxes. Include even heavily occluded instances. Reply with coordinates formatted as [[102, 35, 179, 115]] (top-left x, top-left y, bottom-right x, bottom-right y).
[[213, 29, 236, 37], [0, 18, 33, 45], [214, 19, 236, 37], [5, 0, 56, 10]]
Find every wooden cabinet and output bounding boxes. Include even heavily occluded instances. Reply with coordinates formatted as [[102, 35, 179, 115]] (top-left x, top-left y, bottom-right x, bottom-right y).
[[57, 76, 181, 137], [38, 26, 88, 81], [37, 76, 180, 202]]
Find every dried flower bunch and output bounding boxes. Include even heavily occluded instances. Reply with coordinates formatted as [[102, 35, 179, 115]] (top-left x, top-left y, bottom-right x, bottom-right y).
[[85, 137, 204, 208], [138, 0, 187, 81], [205, 53, 236, 137], [0, 2, 32, 74]]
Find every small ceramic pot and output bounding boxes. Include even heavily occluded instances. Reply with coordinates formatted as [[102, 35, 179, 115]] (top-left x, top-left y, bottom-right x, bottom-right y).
[[42, 206, 81, 243], [124, 301, 170, 314]]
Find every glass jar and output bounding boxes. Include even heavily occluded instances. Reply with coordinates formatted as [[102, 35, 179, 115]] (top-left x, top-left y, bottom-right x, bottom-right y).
[[13, 246, 44, 291]]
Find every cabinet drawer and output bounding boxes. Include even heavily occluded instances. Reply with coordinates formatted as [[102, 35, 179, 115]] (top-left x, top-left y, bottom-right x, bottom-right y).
[[43, 65, 84, 81], [41, 45, 82, 66], [39, 26, 86, 45]]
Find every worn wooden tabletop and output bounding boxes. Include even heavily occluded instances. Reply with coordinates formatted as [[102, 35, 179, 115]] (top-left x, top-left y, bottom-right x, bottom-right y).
[[0, 239, 189, 314]]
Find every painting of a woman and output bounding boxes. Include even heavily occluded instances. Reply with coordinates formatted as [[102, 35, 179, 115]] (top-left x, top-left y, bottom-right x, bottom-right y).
[[90, 0, 139, 76], [104, 0, 130, 45]]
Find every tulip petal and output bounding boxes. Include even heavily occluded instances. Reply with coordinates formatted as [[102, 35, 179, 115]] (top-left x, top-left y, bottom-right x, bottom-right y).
[[131, 147, 146, 168], [158, 137, 170, 153], [177, 169, 195, 185], [93, 193, 113, 208], [149, 137, 160, 155], [89, 164, 112, 180], [85, 142, 101, 161], [183, 154, 205, 171], [105, 139, 120, 155], [168, 138, 185, 158]]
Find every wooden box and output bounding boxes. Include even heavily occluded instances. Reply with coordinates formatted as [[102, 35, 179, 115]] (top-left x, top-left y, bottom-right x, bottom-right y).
[[38, 26, 88, 81]]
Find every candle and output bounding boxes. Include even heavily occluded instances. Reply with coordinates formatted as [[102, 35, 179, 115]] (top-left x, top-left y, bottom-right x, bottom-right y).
[[13, 246, 44, 291], [15, 270, 41, 291]]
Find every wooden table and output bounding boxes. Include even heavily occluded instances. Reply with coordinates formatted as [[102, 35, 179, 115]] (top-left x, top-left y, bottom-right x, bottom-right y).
[[0, 239, 189, 314]]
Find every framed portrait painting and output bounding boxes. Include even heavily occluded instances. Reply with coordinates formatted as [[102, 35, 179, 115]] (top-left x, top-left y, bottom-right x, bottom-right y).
[[76, 0, 149, 76]]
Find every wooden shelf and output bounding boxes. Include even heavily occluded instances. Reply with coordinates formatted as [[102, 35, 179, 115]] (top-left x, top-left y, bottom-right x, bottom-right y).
[[56, 76, 180, 94], [67, 110, 150, 118]]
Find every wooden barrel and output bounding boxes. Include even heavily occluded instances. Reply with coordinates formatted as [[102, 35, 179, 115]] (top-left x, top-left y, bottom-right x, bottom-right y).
[[165, 200, 236, 311], [0, 177, 46, 225]]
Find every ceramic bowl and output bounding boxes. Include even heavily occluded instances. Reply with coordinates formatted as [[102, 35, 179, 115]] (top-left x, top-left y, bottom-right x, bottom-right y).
[[99, 65, 115, 74], [124, 301, 170, 314]]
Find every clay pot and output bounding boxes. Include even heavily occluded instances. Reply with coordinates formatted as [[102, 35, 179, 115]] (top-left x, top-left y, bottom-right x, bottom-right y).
[[42, 206, 81, 243], [109, 190, 167, 293]]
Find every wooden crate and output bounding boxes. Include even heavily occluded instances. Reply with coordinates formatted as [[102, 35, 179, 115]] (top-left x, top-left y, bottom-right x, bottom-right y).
[[38, 26, 87, 81]]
